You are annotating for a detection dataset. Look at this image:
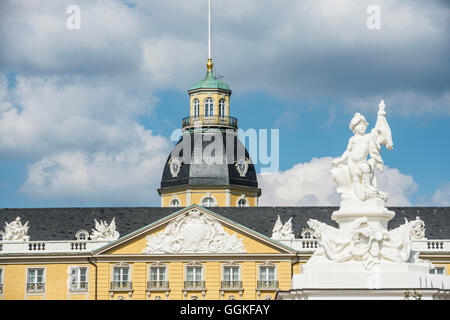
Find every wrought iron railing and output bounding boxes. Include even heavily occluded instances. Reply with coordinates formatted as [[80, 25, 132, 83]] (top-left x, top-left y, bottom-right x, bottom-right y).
[[182, 115, 238, 129], [184, 281, 206, 290], [70, 281, 88, 292], [221, 281, 243, 290], [257, 281, 279, 290], [27, 282, 45, 293], [110, 281, 132, 291], [147, 281, 169, 290]]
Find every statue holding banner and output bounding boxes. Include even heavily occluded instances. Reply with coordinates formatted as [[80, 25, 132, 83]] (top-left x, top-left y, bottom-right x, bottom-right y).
[[331, 100, 393, 204]]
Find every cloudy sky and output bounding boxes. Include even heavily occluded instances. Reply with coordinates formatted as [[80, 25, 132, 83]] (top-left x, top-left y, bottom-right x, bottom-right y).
[[0, 0, 448, 208]]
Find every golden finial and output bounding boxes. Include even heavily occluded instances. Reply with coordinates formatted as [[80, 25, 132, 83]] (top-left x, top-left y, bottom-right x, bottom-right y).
[[207, 58, 214, 72]]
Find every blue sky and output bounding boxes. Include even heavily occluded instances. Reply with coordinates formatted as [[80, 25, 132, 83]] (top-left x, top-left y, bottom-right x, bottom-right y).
[[0, 0, 448, 208]]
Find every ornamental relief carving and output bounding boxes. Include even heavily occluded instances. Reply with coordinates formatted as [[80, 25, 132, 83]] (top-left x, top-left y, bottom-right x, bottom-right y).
[[142, 209, 246, 254]]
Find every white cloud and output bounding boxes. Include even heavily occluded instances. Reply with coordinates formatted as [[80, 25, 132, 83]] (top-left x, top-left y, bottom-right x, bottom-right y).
[[0, 0, 447, 115], [0, 73, 170, 205], [20, 127, 170, 205], [0, 74, 157, 157], [258, 157, 417, 206], [345, 90, 450, 116], [430, 182, 450, 206]]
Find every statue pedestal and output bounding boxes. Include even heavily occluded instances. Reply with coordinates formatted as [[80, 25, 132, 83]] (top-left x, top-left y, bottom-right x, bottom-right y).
[[332, 198, 394, 230], [294, 261, 442, 289], [289, 261, 450, 300]]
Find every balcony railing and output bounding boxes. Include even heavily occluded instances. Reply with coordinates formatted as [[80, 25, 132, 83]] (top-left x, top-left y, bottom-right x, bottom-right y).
[[110, 281, 132, 291], [0, 283, 3, 293], [221, 281, 243, 290], [147, 281, 169, 290], [27, 282, 45, 293], [257, 281, 279, 290], [184, 281, 206, 290], [0, 240, 109, 254], [182, 115, 238, 129], [70, 281, 88, 292]]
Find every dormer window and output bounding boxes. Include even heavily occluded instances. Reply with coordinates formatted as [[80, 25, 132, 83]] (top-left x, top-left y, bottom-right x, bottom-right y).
[[193, 99, 200, 118], [75, 230, 89, 241], [219, 99, 226, 118], [204, 98, 214, 117]]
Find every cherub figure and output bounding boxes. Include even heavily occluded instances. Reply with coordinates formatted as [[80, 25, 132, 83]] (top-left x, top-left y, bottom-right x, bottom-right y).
[[331, 100, 393, 202]]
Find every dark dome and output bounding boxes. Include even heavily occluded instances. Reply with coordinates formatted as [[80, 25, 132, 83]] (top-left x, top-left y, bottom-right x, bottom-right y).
[[159, 132, 259, 190]]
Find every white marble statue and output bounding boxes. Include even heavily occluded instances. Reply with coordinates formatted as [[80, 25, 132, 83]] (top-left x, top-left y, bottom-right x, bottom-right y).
[[410, 217, 426, 240], [307, 217, 413, 270], [90, 218, 120, 241], [331, 100, 393, 204], [4, 217, 30, 241], [271, 216, 295, 240], [304, 101, 424, 270]]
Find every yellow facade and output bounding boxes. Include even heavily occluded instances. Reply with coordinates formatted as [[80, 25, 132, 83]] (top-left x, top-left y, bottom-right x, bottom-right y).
[[189, 92, 230, 119], [0, 206, 296, 300], [161, 187, 259, 208]]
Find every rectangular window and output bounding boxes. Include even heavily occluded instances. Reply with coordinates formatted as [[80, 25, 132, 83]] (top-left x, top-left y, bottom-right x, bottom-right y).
[[259, 266, 276, 281], [150, 266, 166, 282], [430, 266, 446, 275], [186, 266, 202, 282], [70, 267, 88, 291], [113, 266, 129, 282], [222, 266, 242, 289], [111, 266, 132, 290], [184, 265, 205, 290], [27, 268, 45, 293], [148, 266, 168, 290], [257, 265, 278, 289], [223, 266, 240, 282]]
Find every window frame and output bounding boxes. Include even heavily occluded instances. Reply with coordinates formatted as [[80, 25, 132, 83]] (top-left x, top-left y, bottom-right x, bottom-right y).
[[26, 267, 46, 294], [200, 195, 217, 208], [110, 263, 133, 292], [204, 98, 214, 118], [429, 265, 447, 275], [75, 229, 89, 241], [169, 198, 181, 208], [149, 265, 168, 282], [219, 99, 226, 118], [193, 98, 200, 118], [184, 263, 205, 291], [257, 263, 278, 290], [69, 266, 89, 293], [237, 197, 249, 207]]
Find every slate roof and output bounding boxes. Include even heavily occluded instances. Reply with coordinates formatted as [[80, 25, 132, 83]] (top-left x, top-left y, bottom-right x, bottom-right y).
[[0, 207, 449, 241], [160, 132, 259, 190]]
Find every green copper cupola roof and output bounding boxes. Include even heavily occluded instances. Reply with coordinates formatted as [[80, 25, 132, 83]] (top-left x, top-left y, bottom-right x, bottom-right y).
[[188, 70, 231, 92]]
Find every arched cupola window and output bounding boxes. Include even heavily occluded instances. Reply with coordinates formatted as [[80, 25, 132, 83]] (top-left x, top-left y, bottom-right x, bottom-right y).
[[170, 198, 180, 208], [219, 99, 226, 118], [193, 99, 200, 118], [201, 195, 217, 207], [204, 98, 214, 118]]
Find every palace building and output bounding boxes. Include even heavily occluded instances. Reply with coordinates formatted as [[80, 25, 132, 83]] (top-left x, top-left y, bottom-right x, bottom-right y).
[[0, 2, 449, 301]]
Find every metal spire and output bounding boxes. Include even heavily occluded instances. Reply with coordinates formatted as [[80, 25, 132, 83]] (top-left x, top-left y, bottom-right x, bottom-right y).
[[206, 0, 214, 72]]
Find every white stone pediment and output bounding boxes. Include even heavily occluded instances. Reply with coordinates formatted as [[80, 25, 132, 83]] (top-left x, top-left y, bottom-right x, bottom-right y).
[[142, 208, 246, 254]]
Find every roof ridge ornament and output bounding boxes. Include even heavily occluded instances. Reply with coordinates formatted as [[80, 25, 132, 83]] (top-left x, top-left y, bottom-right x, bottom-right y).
[[90, 217, 120, 241], [3, 217, 30, 242]]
